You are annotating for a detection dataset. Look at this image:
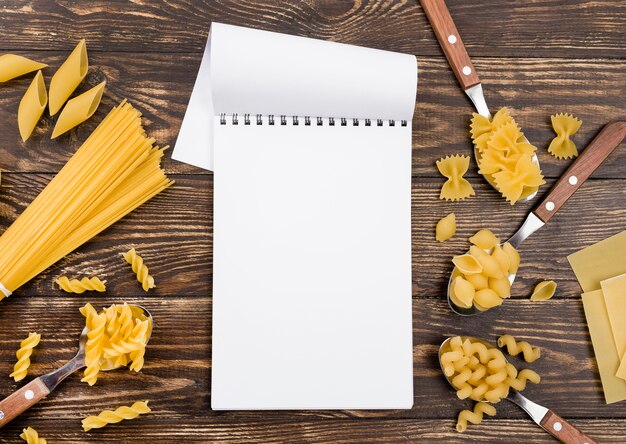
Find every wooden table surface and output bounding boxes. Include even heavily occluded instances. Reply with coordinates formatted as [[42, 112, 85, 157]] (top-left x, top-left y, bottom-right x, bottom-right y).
[[0, 1, 625, 442]]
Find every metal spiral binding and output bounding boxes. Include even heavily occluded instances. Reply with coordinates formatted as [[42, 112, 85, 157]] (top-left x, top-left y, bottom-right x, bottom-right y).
[[219, 113, 407, 127]]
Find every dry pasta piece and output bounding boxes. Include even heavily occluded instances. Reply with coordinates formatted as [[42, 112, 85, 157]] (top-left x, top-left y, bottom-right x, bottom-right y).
[[474, 288, 503, 309], [452, 254, 482, 275], [470, 107, 516, 152], [452, 276, 475, 308], [10, 332, 41, 382], [80, 303, 107, 386], [508, 368, 541, 391], [469, 229, 500, 250], [456, 402, 496, 433], [17, 70, 47, 142], [436, 155, 475, 201], [490, 245, 510, 275], [548, 113, 582, 159], [123, 248, 155, 291], [493, 155, 545, 205], [476, 254, 505, 279], [489, 277, 511, 299], [56, 276, 106, 293], [82, 400, 151, 432], [51, 81, 106, 138], [49, 39, 88, 116], [436, 213, 456, 242], [530, 280, 557, 301], [497, 334, 541, 363], [0, 54, 47, 82], [19, 426, 47, 444], [502, 242, 520, 274], [465, 273, 488, 290]]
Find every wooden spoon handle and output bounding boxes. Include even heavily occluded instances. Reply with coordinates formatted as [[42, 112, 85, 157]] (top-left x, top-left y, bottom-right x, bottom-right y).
[[0, 378, 50, 428], [540, 410, 598, 444], [419, 0, 480, 90], [534, 121, 626, 223]]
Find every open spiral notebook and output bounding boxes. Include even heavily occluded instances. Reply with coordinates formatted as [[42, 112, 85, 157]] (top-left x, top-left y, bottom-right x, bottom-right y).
[[174, 23, 417, 410]]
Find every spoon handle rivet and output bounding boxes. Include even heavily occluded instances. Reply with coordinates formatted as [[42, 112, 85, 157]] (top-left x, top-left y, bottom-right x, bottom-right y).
[[0, 410, 4, 420], [568, 175, 578, 185], [24, 390, 34, 400], [545, 201, 555, 211], [553, 421, 562, 431]]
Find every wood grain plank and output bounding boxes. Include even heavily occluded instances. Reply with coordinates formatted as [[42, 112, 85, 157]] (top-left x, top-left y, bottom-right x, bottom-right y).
[[0, 297, 622, 422], [0, 418, 622, 443], [0, 1, 624, 59], [0, 174, 623, 300], [0, 53, 624, 178]]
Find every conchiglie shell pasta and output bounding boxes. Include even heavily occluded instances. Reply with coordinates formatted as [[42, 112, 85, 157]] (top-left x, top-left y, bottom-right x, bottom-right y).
[[436, 213, 456, 242], [474, 288, 503, 309], [51, 81, 105, 138], [452, 254, 483, 275], [469, 245, 488, 259], [453, 276, 475, 308], [530, 280, 557, 301], [465, 273, 488, 290], [491, 245, 510, 275], [489, 277, 511, 298], [0, 54, 47, 82], [502, 242, 520, 274], [469, 229, 500, 250], [18, 70, 47, 142], [49, 39, 88, 115], [476, 254, 505, 279]]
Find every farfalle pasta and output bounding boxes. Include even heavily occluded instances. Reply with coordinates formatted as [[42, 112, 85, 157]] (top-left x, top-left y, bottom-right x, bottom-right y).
[[530, 280, 557, 301], [19, 426, 47, 444], [49, 39, 88, 116], [450, 229, 520, 312], [51, 81, 106, 138], [548, 113, 582, 159], [17, 70, 47, 142], [79, 302, 152, 385], [497, 334, 541, 363], [442, 336, 541, 433], [470, 108, 545, 204], [0, 54, 47, 83], [436, 155, 475, 201], [436, 213, 456, 242], [56, 276, 106, 293], [82, 400, 151, 432], [10, 332, 41, 382]]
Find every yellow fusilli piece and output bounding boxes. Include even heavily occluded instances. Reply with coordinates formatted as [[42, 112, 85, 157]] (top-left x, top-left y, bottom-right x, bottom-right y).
[[82, 401, 151, 432], [10, 332, 41, 382], [56, 276, 106, 293], [497, 334, 541, 363], [456, 402, 496, 433], [80, 303, 107, 386], [548, 113, 582, 159], [123, 248, 155, 291], [20, 427, 47, 444], [436, 155, 475, 201], [508, 368, 541, 391]]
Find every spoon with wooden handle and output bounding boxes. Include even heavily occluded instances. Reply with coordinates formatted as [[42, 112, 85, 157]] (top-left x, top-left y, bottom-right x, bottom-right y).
[[0, 304, 153, 428], [439, 336, 598, 443], [420, 0, 541, 201], [448, 121, 626, 315]]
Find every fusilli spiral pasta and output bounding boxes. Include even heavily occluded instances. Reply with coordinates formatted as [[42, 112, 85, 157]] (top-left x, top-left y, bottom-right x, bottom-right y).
[[82, 400, 151, 432], [56, 276, 106, 293], [497, 334, 541, 363], [10, 332, 41, 382], [19, 426, 47, 444], [79, 302, 152, 385], [456, 402, 496, 432], [123, 248, 155, 291]]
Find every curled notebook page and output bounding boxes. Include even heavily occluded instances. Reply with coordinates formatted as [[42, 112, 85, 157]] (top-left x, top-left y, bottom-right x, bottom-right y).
[[173, 22, 417, 170]]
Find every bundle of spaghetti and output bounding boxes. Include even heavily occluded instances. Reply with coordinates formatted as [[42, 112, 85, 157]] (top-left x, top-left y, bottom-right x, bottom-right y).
[[0, 100, 172, 298]]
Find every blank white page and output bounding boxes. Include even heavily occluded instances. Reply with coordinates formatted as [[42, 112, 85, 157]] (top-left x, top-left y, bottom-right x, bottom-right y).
[[212, 118, 413, 409]]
